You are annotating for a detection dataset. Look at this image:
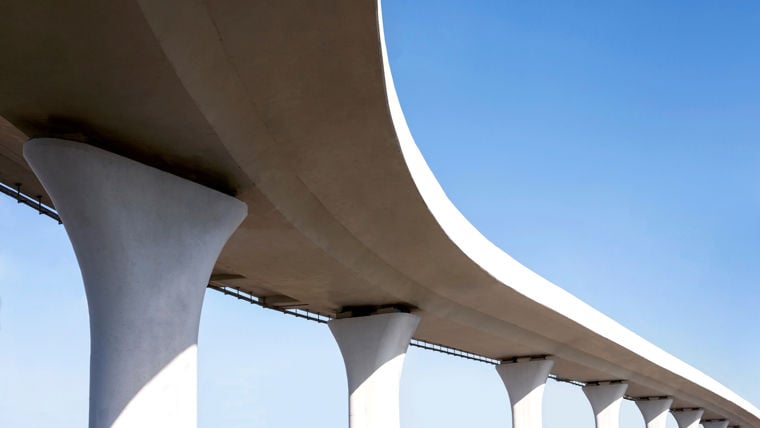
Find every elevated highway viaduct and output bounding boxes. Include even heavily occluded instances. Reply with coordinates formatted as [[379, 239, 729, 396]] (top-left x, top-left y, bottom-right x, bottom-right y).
[[1, 1, 758, 427]]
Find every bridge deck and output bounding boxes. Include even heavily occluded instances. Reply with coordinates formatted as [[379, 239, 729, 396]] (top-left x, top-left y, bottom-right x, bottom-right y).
[[0, 1, 757, 425]]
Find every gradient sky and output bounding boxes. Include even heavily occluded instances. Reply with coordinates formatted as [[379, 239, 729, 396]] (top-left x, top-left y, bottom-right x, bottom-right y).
[[1, 1, 759, 427]]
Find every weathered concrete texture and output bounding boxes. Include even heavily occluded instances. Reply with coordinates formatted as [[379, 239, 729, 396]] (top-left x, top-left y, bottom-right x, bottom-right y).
[[672, 409, 705, 428], [635, 398, 674, 428], [24, 138, 247, 427], [583, 383, 629, 428], [328, 312, 420, 428], [496, 359, 554, 428]]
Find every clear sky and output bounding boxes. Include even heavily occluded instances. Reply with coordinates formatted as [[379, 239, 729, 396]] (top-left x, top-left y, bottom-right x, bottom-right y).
[[1, 1, 759, 427]]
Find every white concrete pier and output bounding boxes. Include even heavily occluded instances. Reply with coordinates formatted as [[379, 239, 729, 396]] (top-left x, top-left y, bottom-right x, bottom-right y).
[[24, 138, 247, 428], [671, 409, 705, 428], [635, 397, 674, 428], [496, 358, 554, 428], [328, 311, 420, 428], [583, 382, 629, 428]]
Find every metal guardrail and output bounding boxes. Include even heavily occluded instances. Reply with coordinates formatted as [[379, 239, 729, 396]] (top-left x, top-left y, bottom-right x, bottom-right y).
[[206, 283, 594, 390], [3, 184, 633, 394], [0, 182, 60, 223], [207, 284, 504, 365]]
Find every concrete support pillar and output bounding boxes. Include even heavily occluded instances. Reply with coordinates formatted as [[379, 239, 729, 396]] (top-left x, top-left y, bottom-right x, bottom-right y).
[[495, 358, 554, 428], [24, 138, 247, 427], [671, 409, 705, 428], [583, 382, 628, 428], [702, 421, 729, 428], [635, 398, 673, 428], [328, 311, 420, 428]]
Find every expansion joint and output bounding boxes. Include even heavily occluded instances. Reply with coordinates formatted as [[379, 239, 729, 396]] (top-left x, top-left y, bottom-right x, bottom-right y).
[[585, 379, 627, 386], [500, 354, 552, 364], [335, 304, 415, 319]]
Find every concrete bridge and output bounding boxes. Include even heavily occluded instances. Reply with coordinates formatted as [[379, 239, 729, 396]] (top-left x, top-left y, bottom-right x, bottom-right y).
[[1, 1, 758, 427]]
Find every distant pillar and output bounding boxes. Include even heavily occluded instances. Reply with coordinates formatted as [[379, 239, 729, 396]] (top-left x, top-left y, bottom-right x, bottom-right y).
[[24, 138, 247, 427], [702, 420, 729, 428], [583, 382, 628, 428], [635, 397, 673, 428], [671, 408, 704, 428], [495, 358, 554, 428], [328, 309, 420, 428]]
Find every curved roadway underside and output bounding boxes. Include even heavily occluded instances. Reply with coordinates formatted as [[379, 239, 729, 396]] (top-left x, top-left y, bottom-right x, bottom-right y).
[[0, 1, 757, 425]]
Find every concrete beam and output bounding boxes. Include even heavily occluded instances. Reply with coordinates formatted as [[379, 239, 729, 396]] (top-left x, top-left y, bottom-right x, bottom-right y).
[[496, 358, 554, 428], [635, 397, 674, 428], [583, 382, 628, 428], [24, 138, 247, 427], [328, 311, 419, 428]]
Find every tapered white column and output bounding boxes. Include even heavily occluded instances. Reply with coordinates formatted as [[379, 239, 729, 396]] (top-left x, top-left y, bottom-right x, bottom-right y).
[[671, 409, 704, 428], [496, 358, 554, 428], [328, 311, 420, 428], [702, 420, 729, 428], [583, 382, 628, 428], [24, 138, 247, 428], [635, 398, 673, 428]]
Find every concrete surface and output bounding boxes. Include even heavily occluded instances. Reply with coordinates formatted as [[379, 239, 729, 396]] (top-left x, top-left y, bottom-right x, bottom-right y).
[[0, 0, 757, 425], [672, 409, 705, 428], [635, 398, 674, 428], [23, 138, 247, 427], [329, 312, 420, 428], [583, 382, 629, 428], [496, 358, 554, 428]]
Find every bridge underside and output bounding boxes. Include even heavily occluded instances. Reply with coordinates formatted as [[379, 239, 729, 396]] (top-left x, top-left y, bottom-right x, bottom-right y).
[[0, 1, 756, 426]]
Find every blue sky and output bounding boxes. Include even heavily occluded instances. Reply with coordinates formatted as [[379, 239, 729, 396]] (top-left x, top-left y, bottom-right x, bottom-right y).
[[383, 0, 760, 398], [1, 1, 759, 427]]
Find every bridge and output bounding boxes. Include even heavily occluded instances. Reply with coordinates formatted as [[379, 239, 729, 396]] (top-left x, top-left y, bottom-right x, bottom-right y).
[[1, 1, 758, 428]]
